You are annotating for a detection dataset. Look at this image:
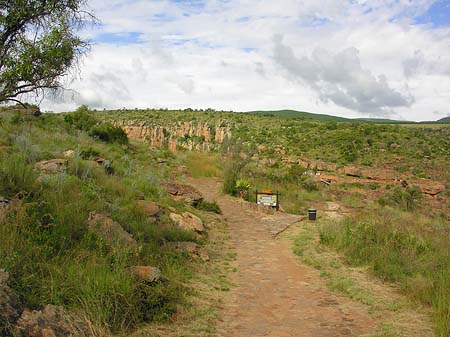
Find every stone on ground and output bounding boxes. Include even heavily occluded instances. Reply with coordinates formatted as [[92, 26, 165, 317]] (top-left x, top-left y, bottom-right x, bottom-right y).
[[87, 212, 137, 247], [16, 305, 89, 337], [34, 159, 68, 174], [128, 266, 161, 282], [0, 270, 23, 335], [166, 183, 203, 206], [170, 212, 205, 233], [137, 200, 163, 220], [165, 242, 209, 261]]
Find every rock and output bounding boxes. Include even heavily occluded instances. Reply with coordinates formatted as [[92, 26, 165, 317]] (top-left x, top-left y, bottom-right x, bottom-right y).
[[0, 270, 23, 334], [341, 166, 362, 178], [128, 266, 161, 282], [87, 212, 137, 248], [34, 159, 67, 174], [137, 200, 163, 220], [15, 305, 89, 337], [165, 242, 209, 261], [62, 150, 75, 158], [166, 183, 203, 206], [410, 180, 446, 196], [169, 212, 205, 233]]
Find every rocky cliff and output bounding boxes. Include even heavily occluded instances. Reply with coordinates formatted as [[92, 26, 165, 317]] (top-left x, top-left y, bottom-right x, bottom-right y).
[[114, 120, 232, 152]]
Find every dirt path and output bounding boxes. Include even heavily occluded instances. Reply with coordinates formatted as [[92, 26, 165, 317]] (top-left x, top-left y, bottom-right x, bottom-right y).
[[187, 177, 375, 337]]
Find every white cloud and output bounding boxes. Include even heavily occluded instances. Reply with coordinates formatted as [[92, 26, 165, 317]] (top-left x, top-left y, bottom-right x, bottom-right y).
[[36, 0, 450, 121]]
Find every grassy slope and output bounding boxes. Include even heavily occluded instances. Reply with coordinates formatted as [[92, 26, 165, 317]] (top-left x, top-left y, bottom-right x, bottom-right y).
[[0, 110, 223, 336], [10, 108, 446, 335]]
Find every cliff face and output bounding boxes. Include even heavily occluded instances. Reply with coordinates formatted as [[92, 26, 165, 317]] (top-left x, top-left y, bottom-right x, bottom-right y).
[[115, 120, 231, 152]]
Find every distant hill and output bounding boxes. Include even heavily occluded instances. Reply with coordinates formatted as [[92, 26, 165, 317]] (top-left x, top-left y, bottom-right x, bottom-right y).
[[437, 116, 450, 123], [249, 110, 351, 122], [249, 110, 414, 123], [250, 110, 449, 124]]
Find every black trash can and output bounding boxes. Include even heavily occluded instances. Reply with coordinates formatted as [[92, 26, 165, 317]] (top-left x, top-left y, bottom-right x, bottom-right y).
[[308, 209, 317, 221]]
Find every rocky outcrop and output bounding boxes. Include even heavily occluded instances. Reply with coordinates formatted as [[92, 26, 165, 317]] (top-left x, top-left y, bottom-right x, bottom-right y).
[[166, 183, 203, 206], [137, 200, 163, 220], [410, 180, 446, 196], [0, 270, 23, 336], [16, 305, 90, 337], [164, 242, 209, 261], [114, 120, 231, 152], [169, 212, 205, 233], [128, 266, 161, 283], [87, 212, 137, 248], [34, 159, 68, 174]]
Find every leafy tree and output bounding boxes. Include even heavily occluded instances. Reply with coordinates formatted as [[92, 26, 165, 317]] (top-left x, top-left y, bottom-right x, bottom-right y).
[[0, 0, 93, 105]]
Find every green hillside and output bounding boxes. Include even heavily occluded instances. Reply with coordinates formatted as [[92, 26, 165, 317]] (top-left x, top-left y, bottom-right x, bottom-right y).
[[249, 109, 351, 122], [437, 116, 450, 123], [250, 109, 417, 124]]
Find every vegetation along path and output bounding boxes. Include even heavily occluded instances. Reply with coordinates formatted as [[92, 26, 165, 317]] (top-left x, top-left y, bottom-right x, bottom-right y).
[[187, 177, 375, 337]]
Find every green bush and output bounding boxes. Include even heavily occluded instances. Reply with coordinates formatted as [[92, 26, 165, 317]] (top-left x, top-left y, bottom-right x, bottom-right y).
[[196, 200, 222, 214], [64, 105, 97, 131], [381, 185, 423, 211], [89, 124, 128, 145]]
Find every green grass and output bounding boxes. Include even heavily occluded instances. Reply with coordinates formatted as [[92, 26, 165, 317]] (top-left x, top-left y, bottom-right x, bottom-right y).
[[319, 208, 450, 337], [0, 111, 206, 335], [184, 152, 222, 178]]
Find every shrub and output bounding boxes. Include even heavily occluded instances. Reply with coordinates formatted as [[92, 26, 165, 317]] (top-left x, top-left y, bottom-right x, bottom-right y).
[[223, 158, 247, 196], [382, 185, 423, 211], [89, 124, 128, 145], [80, 147, 101, 160], [64, 106, 97, 131], [196, 200, 222, 214]]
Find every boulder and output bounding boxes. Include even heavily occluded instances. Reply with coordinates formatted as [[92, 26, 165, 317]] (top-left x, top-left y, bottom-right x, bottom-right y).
[[340, 166, 362, 178], [137, 200, 163, 220], [87, 212, 137, 248], [165, 242, 209, 261], [169, 212, 205, 233], [411, 180, 446, 196], [34, 159, 67, 174], [0, 270, 23, 335], [166, 183, 203, 206], [128, 266, 161, 282], [15, 305, 89, 337], [62, 150, 75, 158]]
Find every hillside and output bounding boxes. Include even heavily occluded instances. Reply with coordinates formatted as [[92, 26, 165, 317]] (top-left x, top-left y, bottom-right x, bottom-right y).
[[1, 107, 449, 337], [437, 116, 450, 123], [249, 109, 352, 122], [249, 109, 450, 124]]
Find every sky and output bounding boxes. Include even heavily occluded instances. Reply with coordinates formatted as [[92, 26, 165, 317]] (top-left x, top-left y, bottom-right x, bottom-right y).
[[39, 0, 450, 121]]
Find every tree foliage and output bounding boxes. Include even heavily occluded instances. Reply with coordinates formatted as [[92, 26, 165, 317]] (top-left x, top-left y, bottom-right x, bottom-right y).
[[0, 0, 92, 104]]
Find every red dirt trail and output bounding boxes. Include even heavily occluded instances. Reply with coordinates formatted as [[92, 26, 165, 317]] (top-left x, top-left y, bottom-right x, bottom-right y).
[[187, 178, 375, 337]]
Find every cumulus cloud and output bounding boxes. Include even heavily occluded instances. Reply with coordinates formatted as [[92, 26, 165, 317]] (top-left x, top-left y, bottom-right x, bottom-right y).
[[34, 0, 450, 121], [273, 35, 414, 114]]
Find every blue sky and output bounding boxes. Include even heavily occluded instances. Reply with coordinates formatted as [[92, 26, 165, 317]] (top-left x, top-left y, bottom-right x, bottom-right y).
[[42, 0, 450, 121]]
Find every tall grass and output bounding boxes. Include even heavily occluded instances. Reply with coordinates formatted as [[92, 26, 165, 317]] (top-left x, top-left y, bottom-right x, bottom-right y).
[[185, 152, 222, 178], [319, 208, 450, 337], [0, 111, 198, 334]]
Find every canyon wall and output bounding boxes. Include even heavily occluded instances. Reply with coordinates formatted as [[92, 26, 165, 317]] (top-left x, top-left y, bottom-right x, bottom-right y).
[[115, 120, 232, 152]]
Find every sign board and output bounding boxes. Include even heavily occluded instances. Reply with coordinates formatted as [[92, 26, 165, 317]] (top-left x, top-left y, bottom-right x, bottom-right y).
[[256, 191, 279, 209]]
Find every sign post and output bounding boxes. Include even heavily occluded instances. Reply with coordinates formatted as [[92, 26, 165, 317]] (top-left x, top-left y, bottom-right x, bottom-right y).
[[255, 190, 279, 211]]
